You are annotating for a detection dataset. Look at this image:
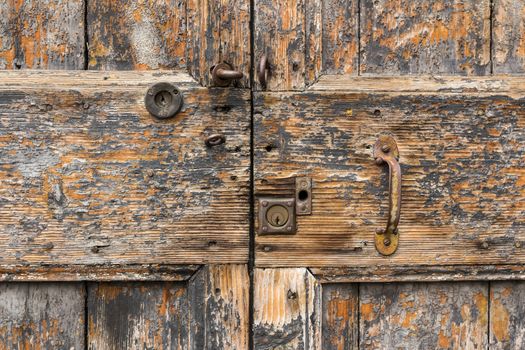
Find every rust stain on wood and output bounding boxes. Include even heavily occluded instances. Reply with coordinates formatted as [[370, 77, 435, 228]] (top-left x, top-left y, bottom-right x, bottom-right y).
[[0, 0, 85, 69], [0, 283, 85, 349], [490, 282, 525, 349], [359, 282, 489, 349], [360, 0, 490, 75], [255, 77, 525, 269], [87, 0, 187, 71], [0, 71, 250, 268]]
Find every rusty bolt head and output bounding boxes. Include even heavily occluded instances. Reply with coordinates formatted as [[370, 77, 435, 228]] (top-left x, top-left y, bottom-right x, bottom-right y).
[[376, 228, 384, 235], [482, 242, 489, 249], [393, 228, 399, 235], [375, 157, 384, 166], [381, 145, 391, 153], [383, 238, 391, 246], [261, 200, 268, 207]]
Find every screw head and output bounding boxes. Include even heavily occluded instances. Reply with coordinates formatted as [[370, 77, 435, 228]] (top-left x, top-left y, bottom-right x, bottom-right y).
[[375, 157, 384, 166], [287, 201, 294, 207], [147, 169, 154, 177], [393, 228, 399, 235], [261, 201, 268, 207], [482, 242, 489, 249], [262, 226, 268, 232], [376, 228, 384, 235], [383, 238, 391, 246], [515, 241, 522, 248], [287, 226, 292, 232], [301, 205, 307, 212], [263, 246, 271, 252], [301, 181, 308, 189], [381, 145, 391, 153]]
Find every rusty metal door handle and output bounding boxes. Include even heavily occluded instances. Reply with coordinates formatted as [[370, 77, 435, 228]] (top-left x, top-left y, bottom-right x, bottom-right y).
[[258, 55, 269, 88], [211, 63, 243, 87], [373, 135, 401, 256]]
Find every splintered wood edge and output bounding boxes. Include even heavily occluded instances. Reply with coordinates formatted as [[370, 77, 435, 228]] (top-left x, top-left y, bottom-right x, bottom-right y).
[[310, 264, 525, 283], [0, 70, 200, 88], [0, 265, 201, 282], [310, 74, 525, 96]]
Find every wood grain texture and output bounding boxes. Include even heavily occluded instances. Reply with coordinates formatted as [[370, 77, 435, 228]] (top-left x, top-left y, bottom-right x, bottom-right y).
[[253, 268, 321, 350], [493, 0, 525, 73], [489, 282, 525, 349], [0, 0, 85, 69], [189, 265, 249, 350], [0, 283, 85, 349], [255, 0, 306, 90], [187, 0, 250, 87], [320, 0, 358, 77], [0, 71, 249, 271], [322, 284, 358, 350], [88, 281, 187, 349], [0, 264, 199, 282], [360, 282, 489, 349], [254, 77, 525, 271], [87, 0, 186, 71], [360, 0, 491, 75]]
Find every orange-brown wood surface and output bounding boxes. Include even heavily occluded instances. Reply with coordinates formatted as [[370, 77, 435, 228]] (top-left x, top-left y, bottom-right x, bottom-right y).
[[0, 0, 85, 70], [0, 71, 250, 269], [255, 76, 525, 270]]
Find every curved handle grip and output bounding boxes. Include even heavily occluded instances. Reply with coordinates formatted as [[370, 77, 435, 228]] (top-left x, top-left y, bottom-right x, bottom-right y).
[[373, 135, 401, 256], [211, 63, 244, 87], [258, 55, 269, 88]]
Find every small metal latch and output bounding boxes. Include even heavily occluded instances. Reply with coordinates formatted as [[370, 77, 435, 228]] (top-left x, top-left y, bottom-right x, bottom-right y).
[[258, 198, 296, 234], [211, 62, 244, 87]]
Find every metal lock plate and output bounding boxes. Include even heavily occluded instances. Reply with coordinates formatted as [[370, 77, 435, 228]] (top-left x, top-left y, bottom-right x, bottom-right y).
[[295, 177, 312, 215], [258, 198, 296, 234], [145, 82, 183, 119]]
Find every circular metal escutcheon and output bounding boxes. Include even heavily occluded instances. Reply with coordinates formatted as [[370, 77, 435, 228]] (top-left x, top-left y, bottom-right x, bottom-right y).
[[145, 82, 183, 119]]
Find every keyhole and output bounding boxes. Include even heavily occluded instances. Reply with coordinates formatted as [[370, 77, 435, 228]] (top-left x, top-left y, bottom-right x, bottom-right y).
[[266, 205, 289, 228], [155, 91, 172, 108]]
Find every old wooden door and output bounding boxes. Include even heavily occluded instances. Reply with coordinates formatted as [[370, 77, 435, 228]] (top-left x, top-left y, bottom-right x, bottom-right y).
[[0, 1, 250, 349], [253, 0, 525, 349]]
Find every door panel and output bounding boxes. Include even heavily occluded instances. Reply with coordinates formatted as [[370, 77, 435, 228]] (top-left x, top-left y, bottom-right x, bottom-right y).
[[254, 77, 525, 274], [0, 71, 250, 269], [493, 0, 525, 73], [489, 281, 525, 349], [0, 283, 85, 349], [0, 0, 85, 70], [254, 269, 502, 350], [254, 0, 492, 91]]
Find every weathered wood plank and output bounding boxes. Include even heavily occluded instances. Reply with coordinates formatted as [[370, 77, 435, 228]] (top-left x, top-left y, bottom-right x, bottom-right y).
[[0, 264, 199, 282], [322, 284, 358, 350], [88, 281, 187, 349], [0, 71, 249, 272], [0, 283, 85, 349], [254, 77, 525, 271], [254, 0, 305, 90], [87, 0, 186, 71], [321, 0, 358, 77], [360, 282, 489, 349], [360, 0, 491, 75], [189, 265, 249, 349], [312, 264, 525, 283], [253, 268, 321, 350], [0, 0, 85, 69], [489, 281, 525, 349], [187, 0, 250, 87], [493, 0, 525, 73]]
